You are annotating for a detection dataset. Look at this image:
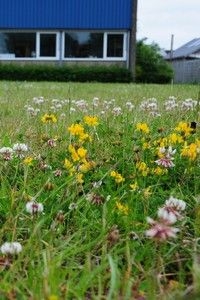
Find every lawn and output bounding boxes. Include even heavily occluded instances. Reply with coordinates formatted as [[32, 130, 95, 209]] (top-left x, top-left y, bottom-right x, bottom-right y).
[[0, 81, 200, 300]]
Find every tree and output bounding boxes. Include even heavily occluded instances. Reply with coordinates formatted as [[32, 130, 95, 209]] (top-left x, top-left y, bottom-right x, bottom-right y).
[[136, 39, 173, 83]]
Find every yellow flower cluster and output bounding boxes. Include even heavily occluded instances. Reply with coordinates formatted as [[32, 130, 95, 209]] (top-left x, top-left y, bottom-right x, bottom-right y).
[[84, 115, 99, 127], [116, 201, 129, 215], [65, 118, 98, 183], [136, 122, 150, 134], [181, 140, 200, 160], [110, 171, 125, 184], [136, 161, 149, 176], [41, 113, 57, 123], [68, 123, 85, 136], [175, 121, 193, 137]]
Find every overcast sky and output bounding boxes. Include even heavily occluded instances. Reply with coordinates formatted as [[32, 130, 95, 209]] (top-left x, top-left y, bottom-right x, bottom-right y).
[[137, 0, 200, 50]]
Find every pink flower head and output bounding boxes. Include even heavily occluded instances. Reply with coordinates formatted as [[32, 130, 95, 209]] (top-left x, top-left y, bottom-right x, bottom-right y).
[[155, 146, 176, 168], [47, 139, 57, 147], [146, 217, 179, 241], [0, 147, 13, 161], [26, 200, 44, 214], [155, 157, 175, 168]]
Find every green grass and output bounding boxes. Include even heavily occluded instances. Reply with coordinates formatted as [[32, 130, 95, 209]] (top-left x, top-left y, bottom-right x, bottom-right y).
[[0, 81, 200, 300]]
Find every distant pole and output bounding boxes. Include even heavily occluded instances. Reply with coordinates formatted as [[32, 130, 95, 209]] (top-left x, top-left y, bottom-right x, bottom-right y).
[[170, 34, 174, 61], [129, 0, 138, 81]]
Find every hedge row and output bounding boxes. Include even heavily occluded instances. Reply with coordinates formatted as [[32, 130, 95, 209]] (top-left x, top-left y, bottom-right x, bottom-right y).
[[0, 63, 133, 83]]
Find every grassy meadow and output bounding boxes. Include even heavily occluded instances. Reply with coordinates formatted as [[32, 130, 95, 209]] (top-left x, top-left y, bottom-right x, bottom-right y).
[[0, 81, 200, 300]]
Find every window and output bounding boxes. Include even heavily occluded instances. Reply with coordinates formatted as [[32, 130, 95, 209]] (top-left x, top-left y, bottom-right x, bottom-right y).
[[107, 34, 124, 57], [0, 32, 36, 58], [39, 33, 57, 57], [64, 32, 103, 58]]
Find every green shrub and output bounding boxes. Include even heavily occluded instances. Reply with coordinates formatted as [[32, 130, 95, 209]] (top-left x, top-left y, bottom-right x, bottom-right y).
[[0, 63, 133, 83], [136, 39, 174, 83]]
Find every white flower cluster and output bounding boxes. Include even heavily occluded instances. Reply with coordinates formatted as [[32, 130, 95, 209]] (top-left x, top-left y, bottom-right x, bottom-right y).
[[140, 98, 160, 116], [146, 196, 186, 241], [0, 143, 28, 160], [164, 96, 178, 111], [1, 242, 22, 255], [180, 98, 198, 111]]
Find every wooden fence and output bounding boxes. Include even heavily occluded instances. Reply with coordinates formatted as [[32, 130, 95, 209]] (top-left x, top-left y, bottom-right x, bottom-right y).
[[171, 59, 200, 83]]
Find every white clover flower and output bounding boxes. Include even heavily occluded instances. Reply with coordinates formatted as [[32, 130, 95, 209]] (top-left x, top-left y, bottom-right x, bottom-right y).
[[157, 207, 178, 224], [0, 147, 13, 160], [112, 106, 122, 116], [165, 196, 186, 211], [180, 98, 198, 111], [157, 196, 186, 224], [13, 143, 28, 158], [70, 107, 76, 113], [92, 180, 102, 188], [1, 242, 22, 255], [26, 201, 44, 214], [33, 96, 44, 105], [93, 97, 99, 107], [125, 101, 134, 111], [164, 96, 178, 111]]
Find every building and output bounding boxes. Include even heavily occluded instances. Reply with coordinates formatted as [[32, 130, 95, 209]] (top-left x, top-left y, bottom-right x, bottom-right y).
[[165, 38, 200, 83], [0, 0, 136, 72]]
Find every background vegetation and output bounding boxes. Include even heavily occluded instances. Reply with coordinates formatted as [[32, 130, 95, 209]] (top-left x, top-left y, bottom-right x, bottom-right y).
[[0, 81, 200, 300]]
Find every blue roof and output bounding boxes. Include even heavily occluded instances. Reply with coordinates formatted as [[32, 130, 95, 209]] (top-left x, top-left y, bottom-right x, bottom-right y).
[[0, 0, 133, 30]]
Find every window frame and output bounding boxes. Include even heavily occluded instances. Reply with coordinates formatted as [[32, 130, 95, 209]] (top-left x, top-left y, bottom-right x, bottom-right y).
[[0, 30, 37, 60], [36, 32, 59, 60], [62, 31, 127, 61]]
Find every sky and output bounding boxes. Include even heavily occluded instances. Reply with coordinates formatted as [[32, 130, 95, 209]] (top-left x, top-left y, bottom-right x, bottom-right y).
[[137, 0, 200, 50]]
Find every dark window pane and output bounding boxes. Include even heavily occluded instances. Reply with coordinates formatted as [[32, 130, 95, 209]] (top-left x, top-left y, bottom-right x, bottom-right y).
[[107, 34, 123, 57], [0, 32, 36, 58], [40, 34, 56, 57], [65, 32, 103, 58]]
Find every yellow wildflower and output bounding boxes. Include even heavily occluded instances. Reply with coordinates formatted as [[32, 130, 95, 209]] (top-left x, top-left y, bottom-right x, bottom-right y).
[[84, 115, 99, 126], [168, 133, 183, 144], [136, 122, 150, 134], [116, 201, 129, 215], [64, 158, 73, 169], [23, 156, 33, 166], [79, 160, 95, 172], [41, 113, 57, 123], [79, 132, 92, 142], [143, 186, 152, 199], [76, 173, 84, 184], [110, 171, 125, 183], [77, 147, 87, 159], [68, 123, 85, 136], [181, 142, 198, 160], [68, 144, 79, 162], [142, 142, 151, 149], [130, 181, 138, 191], [64, 159, 75, 175], [136, 161, 149, 176], [153, 166, 168, 176], [175, 121, 193, 137]]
